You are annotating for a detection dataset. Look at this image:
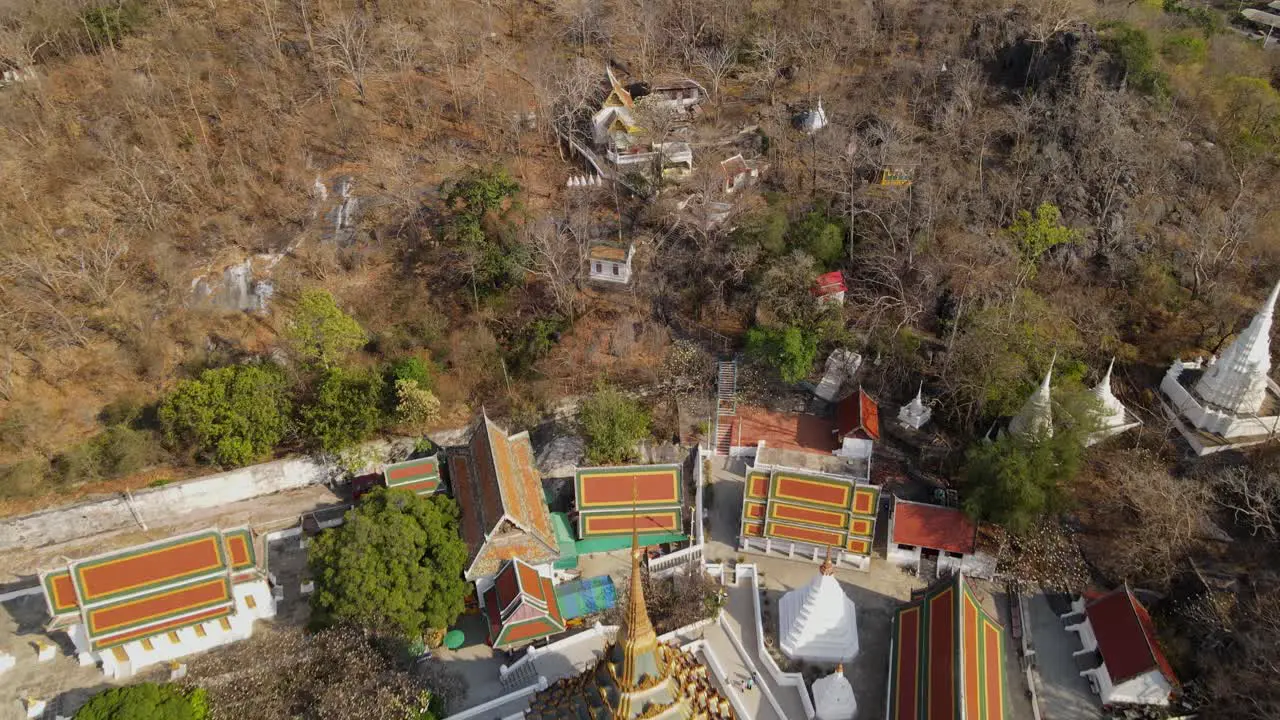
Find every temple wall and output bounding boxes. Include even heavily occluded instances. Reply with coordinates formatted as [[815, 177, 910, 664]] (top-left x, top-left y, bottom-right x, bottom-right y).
[[0, 457, 333, 552], [1161, 372, 1280, 438]]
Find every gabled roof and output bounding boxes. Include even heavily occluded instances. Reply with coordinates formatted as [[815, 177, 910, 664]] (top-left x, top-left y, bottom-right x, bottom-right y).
[[892, 499, 977, 555], [39, 528, 258, 650], [483, 558, 565, 650], [574, 464, 685, 539], [836, 388, 880, 441], [1085, 587, 1178, 687], [382, 455, 441, 495], [588, 244, 630, 262], [888, 574, 1008, 720], [720, 154, 750, 178], [813, 270, 848, 297], [451, 414, 559, 580]]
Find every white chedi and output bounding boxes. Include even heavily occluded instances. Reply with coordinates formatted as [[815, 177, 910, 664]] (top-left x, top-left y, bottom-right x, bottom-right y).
[[898, 383, 932, 430], [812, 664, 857, 720], [1009, 357, 1054, 439], [1195, 280, 1280, 415], [1091, 359, 1128, 431], [779, 558, 860, 664]]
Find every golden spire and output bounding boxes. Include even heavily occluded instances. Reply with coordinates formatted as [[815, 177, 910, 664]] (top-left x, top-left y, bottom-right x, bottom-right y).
[[618, 483, 659, 691], [820, 545, 836, 576]]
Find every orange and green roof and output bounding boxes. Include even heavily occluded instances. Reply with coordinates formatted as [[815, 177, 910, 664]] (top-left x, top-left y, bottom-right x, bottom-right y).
[[383, 455, 441, 495], [483, 558, 566, 650], [575, 464, 684, 540], [888, 574, 1008, 720], [40, 527, 259, 649], [739, 468, 879, 555]]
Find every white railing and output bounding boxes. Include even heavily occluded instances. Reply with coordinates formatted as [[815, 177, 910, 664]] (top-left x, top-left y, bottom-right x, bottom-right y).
[[694, 450, 706, 545], [735, 563, 817, 719], [649, 543, 704, 578]]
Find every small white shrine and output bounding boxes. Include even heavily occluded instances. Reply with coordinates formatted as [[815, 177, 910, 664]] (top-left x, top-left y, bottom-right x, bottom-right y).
[[779, 557, 860, 664], [1161, 281, 1280, 454], [811, 664, 857, 720], [1009, 359, 1054, 439], [1088, 359, 1141, 445], [898, 384, 932, 430], [795, 98, 829, 134]]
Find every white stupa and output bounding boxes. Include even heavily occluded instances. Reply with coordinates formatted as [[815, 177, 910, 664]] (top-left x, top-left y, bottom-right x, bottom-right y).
[[1087, 359, 1141, 444], [779, 557, 859, 664], [795, 98, 829, 135], [1161, 280, 1280, 454], [898, 383, 932, 430], [1196, 280, 1280, 414], [812, 664, 857, 720], [1009, 356, 1054, 439]]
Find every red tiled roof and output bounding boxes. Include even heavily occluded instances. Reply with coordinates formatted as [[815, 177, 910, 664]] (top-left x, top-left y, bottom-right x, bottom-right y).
[[892, 500, 977, 555], [734, 406, 839, 453], [40, 528, 257, 647], [837, 388, 880, 440], [1085, 588, 1178, 687], [888, 574, 1008, 720], [453, 415, 560, 579], [483, 558, 565, 649], [812, 271, 848, 297]]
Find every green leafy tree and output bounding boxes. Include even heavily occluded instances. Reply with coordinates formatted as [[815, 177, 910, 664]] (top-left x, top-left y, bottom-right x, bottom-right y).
[[745, 325, 819, 384], [309, 489, 470, 638], [1161, 33, 1207, 66], [790, 210, 845, 269], [74, 683, 208, 720], [285, 289, 367, 368], [444, 169, 526, 293], [1218, 76, 1280, 165], [1101, 23, 1168, 97], [388, 357, 435, 390], [298, 367, 385, 453], [1006, 203, 1081, 280], [962, 386, 1099, 534], [159, 363, 291, 467], [395, 379, 441, 427], [579, 386, 651, 464]]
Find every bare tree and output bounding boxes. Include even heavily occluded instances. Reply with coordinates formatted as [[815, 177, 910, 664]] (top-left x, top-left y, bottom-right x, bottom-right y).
[[520, 217, 588, 318], [320, 11, 373, 97], [693, 44, 736, 108], [1210, 465, 1280, 539]]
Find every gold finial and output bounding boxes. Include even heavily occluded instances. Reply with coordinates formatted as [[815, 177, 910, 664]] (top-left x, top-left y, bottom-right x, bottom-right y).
[[618, 474, 659, 691], [820, 546, 835, 576]]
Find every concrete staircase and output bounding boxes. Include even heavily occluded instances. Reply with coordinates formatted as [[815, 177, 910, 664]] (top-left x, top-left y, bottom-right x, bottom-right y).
[[714, 359, 738, 456]]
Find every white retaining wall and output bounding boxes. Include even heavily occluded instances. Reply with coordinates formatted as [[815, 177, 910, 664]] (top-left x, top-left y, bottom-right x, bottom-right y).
[[734, 563, 817, 719], [0, 457, 335, 552]]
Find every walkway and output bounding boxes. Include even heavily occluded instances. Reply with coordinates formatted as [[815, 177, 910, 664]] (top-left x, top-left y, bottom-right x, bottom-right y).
[[1027, 594, 1101, 720], [720, 579, 810, 720], [702, 618, 784, 720]]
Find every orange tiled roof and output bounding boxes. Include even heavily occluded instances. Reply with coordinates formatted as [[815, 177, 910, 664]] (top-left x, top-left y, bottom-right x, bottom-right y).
[[39, 527, 258, 649], [892, 500, 977, 555], [453, 415, 559, 579]]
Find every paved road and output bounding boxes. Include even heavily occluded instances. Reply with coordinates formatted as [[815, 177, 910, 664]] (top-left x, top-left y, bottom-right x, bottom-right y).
[[1027, 594, 1101, 720]]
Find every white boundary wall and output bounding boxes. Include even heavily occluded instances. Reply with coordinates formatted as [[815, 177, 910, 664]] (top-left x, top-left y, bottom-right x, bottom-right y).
[[733, 563, 817, 719], [0, 457, 334, 552]]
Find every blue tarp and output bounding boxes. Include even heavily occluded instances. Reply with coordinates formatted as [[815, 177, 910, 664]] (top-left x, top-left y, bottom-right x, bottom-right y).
[[555, 575, 617, 620]]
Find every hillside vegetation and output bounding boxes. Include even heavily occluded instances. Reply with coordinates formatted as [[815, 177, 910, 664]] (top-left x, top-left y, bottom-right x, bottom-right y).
[[2, 0, 1280, 713]]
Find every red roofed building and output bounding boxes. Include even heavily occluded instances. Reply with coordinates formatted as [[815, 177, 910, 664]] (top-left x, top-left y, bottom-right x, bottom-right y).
[[482, 558, 566, 651], [448, 413, 560, 585], [39, 527, 274, 680], [886, 573, 1009, 720], [813, 271, 848, 306], [1063, 587, 1178, 706], [888, 498, 995, 580], [836, 388, 881, 442], [382, 454, 441, 496]]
